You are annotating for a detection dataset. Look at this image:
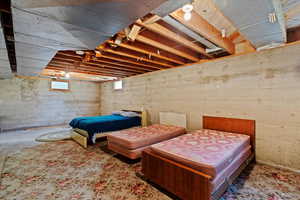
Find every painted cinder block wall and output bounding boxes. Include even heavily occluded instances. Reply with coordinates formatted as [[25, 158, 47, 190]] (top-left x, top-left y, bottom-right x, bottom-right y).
[[0, 77, 101, 131], [100, 43, 300, 171]]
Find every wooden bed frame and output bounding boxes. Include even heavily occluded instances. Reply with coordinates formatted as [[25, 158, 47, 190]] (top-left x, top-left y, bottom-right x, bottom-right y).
[[142, 115, 255, 200], [71, 109, 148, 148]]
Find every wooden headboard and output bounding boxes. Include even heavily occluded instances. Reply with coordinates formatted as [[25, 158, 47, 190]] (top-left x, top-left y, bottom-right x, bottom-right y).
[[203, 116, 255, 152]]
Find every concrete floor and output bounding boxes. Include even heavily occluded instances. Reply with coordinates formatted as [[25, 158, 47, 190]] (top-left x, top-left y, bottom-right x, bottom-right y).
[[0, 125, 71, 155]]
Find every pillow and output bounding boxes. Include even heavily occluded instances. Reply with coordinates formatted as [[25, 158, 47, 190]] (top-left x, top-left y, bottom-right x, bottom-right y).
[[120, 111, 140, 117], [112, 110, 122, 115]]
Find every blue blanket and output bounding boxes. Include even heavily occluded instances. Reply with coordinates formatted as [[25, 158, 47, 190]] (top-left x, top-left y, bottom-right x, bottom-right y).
[[69, 114, 141, 143]]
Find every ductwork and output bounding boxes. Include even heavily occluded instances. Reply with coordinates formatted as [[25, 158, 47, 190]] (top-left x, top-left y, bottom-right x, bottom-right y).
[[163, 16, 218, 49], [11, 0, 167, 76], [213, 0, 287, 48], [153, 0, 192, 17]]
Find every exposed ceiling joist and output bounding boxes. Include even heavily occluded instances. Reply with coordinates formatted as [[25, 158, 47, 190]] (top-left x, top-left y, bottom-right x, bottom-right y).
[[108, 40, 185, 65], [170, 10, 235, 54], [137, 20, 212, 58], [56, 51, 154, 72], [54, 54, 147, 73], [49, 60, 136, 75], [96, 52, 162, 70], [47, 65, 128, 78], [52, 57, 146, 74], [98, 45, 174, 68], [136, 34, 199, 61]]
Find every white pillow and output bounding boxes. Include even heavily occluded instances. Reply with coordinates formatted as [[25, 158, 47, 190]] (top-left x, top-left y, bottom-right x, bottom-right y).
[[112, 110, 122, 115], [120, 111, 140, 117]]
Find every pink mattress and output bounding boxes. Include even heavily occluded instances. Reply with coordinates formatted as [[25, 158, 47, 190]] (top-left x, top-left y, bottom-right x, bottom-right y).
[[211, 146, 251, 192], [150, 129, 251, 178], [108, 142, 147, 159], [106, 124, 186, 149]]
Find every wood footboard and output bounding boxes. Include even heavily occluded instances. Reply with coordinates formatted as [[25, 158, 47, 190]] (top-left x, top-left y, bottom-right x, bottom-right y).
[[142, 149, 212, 200]]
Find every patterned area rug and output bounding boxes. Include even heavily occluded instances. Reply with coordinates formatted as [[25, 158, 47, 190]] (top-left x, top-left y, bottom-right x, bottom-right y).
[[0, 140, 299, 200]]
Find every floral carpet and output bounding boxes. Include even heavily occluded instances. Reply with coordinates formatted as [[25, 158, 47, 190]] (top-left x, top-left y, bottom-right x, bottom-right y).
[[0, 140, 299, 200]]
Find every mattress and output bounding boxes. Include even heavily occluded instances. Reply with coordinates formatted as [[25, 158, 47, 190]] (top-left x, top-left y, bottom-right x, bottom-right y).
[[150, 129, 250, 178], [69, 114, 141, 143], [211, 146, 251, 192], [106, 124, 186, 149], [108, 142, 147, 159]]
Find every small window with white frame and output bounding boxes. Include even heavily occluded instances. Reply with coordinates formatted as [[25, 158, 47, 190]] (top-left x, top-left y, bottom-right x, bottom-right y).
[[113, 80, 123, 90], [50, 80, 70, 91]]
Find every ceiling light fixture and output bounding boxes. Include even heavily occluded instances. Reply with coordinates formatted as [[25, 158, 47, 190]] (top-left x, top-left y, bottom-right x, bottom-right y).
[[182, 4, 193, 21], [65, 72, 70, 79], [75, 50, 85, 55]]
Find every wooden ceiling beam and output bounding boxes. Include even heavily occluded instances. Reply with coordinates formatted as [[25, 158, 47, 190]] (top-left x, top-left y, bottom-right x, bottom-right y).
[[57, 51, 158, 71], [137, 21, 212, 58], [52, 56, 147, 74], [107, 40, 185, 65], [96, 52, 162, 70], [136, 34, 199, 62], [47, 63, 134, 77], [50, 60, 137, 76], [47, 65, 127, 77], [93, 58, 153, 72], [170, 10, 235, 54], [99, 45, 174, 68], [47, 65, 127, 78]]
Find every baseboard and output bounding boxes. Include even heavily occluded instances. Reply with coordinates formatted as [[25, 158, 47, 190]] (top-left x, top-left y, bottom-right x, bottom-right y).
[[257, 160, 300, 174], [2, 123, 68, 133]]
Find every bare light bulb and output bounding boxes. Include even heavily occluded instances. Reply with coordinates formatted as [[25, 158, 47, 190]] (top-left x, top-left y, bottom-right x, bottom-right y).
[[182, 4, 193, 13], [182, 4, 193, 21], [184, 12, 192, 21], [65, 72, 70, 78]]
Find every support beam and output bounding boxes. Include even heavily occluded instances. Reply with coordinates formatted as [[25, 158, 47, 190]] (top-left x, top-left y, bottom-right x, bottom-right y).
[[107, 40, 184, 65], [137, 21, 212, 58], [136, 34, 199, 62], [170, 10, 235, 54], [99, 45, 174, 68]]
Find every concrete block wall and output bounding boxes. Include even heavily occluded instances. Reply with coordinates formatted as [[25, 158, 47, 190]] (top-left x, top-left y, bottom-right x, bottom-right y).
[[100, 43, 300, 171], [0, 76, 101, 130]]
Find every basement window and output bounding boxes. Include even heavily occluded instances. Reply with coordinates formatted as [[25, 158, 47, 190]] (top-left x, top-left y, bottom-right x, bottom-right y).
[[114, 80, 123, 90], [50, 80, 70, 91]]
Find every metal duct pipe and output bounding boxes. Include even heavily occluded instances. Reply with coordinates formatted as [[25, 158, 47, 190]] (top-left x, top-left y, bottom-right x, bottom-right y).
[[153, 0, 192, 17], [163, 16, 219, 49]]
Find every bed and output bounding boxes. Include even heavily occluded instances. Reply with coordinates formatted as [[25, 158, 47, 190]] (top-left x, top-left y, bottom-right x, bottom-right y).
[[141, 116, 255, 200], [70, 109, 148, 148], [107, 124, 186, 159]]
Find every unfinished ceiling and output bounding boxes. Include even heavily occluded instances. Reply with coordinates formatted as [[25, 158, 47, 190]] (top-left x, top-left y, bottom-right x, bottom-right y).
[[7, 0, 169, 78], [1, 0, 300, 80]]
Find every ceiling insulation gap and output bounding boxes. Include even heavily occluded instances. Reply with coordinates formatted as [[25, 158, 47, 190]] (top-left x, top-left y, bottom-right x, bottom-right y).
[[163, 15, 219, 49]]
